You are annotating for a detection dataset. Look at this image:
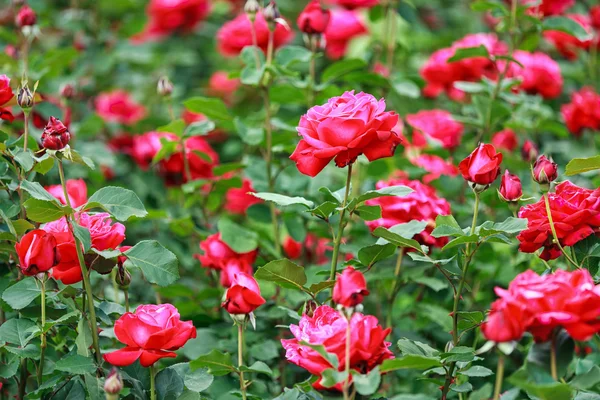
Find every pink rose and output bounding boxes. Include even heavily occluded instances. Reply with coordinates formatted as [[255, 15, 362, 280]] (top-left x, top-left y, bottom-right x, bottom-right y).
[[491, 129, 518, 152], [503, 50, 563, 99], [324, 9, 367, 60], [95, 90, 146, 125], [406, 110, 464, 150], [46, 179, 88, 208], [135, 0, 211, 42], [208, 71, 240, 104], [224, 179, 262, 215], [409, 154, 459, 184]]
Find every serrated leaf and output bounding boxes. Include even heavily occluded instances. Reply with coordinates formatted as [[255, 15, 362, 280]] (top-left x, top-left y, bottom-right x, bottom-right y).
[[125, 240, 180, 286], [255, 259, 307, 291], [251, 192, 314, 208], [184, 97, 232, 121], [190, 349, 236, 376], [2, 278, 40, 310], [23, 198, 68, 223], [84, 186, 147, 221], [55, 354, 96, 374]]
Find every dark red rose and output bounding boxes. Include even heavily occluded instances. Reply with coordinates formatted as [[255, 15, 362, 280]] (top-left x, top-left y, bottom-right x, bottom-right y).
[[41, 117, 71, 150], [297, 0, 331, 34], [499, 170, 522, 202], [532, 155, 558, 185], [458, 143, 503, 186]]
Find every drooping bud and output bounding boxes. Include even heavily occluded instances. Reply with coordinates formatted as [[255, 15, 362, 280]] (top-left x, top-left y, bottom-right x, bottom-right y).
[[244, 0, 261, 21], [157, 76, 173, 97], [532, 155, 558, 187], [15, 5, 36, 28], [17, 85, 34, 110], [41, 116, 71, 151], [60, 83, 75, 100], [104, 368, 123, 398], [262, 1, 281, 31]]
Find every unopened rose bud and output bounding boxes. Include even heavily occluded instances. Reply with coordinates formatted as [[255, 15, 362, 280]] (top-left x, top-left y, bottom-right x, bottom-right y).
[[244, 0, 261, 20], [60, 83, 75, 100], [157, 76, 173, 97], [17, 85, 33, 110], [104, 368, 123, 398], [499, 170, 522, 203], [41, 116, 71, 151], [263, 1, 280, 30], [304, 300, 317, 317], [15, 5, 36, 28], [532, 155, 558, 186]]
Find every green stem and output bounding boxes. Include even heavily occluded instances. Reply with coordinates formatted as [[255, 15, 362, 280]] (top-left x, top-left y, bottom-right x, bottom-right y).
[[308, 40, 317, 107], [342, 312, 352, 400], [386, 250, 404, 328], [329, 164, 353, 282], [124, 290, 130, 313], [150, 365, 156, 400], [543, 193, 579, 269], [23, 111, 29, 152], [37, 276, 46, 385], [384, 0, 397, 73], [493, 353, 505, 400], [550, 332, 558, 381], [238, 323, 247, 400], [181, 137, 192, 182], [58, 160, 102, 365]]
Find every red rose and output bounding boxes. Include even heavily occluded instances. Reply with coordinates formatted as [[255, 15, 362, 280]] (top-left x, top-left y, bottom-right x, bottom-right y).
[[544, 14, 595, 60], [220, 259, 253, 288], [481, 299, 527, 343], [208, 71, 240, 104], [217, 13, 293, 57], [15, 5, 36, 27], [15, 230, 59, 276], [49, 232, 80, 284], [518, 181, 600, 260], [366, 173, 451, 248], [224, 179, 262, 215], [507, 0, 575, 17], [561, 87, 600, 136], [221, 272, 266, 315], [195, 233, 258, 271], [160, 136, 218, 183], [591, 6, 600, 29], [406, 110, 464, 150], [135, 0, 210, 42], [41, 117, 71, 151], [532, 155, 558, 184], [45, 179, 88, 208], [325, 0, 379, 9], [458, 143, 503, 186], [281, 305, 393, 391], [290, 91, 402, 177], [491, 129, 518, 152], [95, 90, 146, 126], [521, 140, 538, 162], [297, 0, 331, 34], [499, 170, 522, 202], [103, 304, 197, 367], [283, 234, 331, 265], [333, 267, 369, 308], [503, 50, 563, 99], [324, 10, 367, 60], [0, 75, 14, 106]]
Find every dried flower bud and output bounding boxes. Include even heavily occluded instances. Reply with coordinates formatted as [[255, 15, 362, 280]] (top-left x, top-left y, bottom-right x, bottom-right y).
[[157, 76, 173, 97], [17, 85, 33, 110], [263, 1, 280, 30], [244, 0, 261, 20], [41, 116, 71, 151], [104, 368, 123, 396], [304, 300, 317, 317], [15, 5, 36, 28], [60, 83, 75, 100]]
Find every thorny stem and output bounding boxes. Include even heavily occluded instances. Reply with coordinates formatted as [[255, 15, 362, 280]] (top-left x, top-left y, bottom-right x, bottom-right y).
[[36, 276, 46, 384], [493, 353, 505, 400], [329, 164, 353, 283], [543, 193, 579, 269], [386, 250, 404, 328], [238, 323, 248, 400]]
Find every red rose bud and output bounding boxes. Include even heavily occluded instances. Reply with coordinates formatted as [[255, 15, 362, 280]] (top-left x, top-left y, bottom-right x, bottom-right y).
[[104, 368, 123, 397], [297, 0, 331, 35], [458, 143, 503, 189], [521, 140, 538, 162], [532, 155, 558, 185], [499, 170, 522, 202], [15, 5, 36, 27], [60, 83, 75, 100], [333, 266, 369, 308], [41, 116, 71, 150], [15, 230, 59, 276], [222, 272, 266, 315]]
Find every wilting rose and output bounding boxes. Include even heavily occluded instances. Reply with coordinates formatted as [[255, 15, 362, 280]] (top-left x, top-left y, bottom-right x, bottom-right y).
[[195, 233, 258, 270], [46, 179, 88, 208], [222, 272, 266, 314], [15, 5, 36, 27], [208, 71, 240, 104], [561, 87, 600, 136], [366, 173, 451, 248], [409, 154, 459, 184], [325, 0, 379, 9], [290, 91, 402, 177], [532, 155, 558, 184], [41, 117, 71, 150], [324, 10, 367, 59], [499, 170, 522, 202], [103, 304, 196, 367], [283, 234, 331, 265], [406, 110, 464, 150], [333, 267, 369, 308], [95, 90, 146, 125], [458, 143, 503, 186], [134, 0, 211, 42], [297, 0, 330, 34], [224, 179, 262, 215], [492, 129, 518, 152], [217, 13, 293, 57], [518, 181, 600, 260], [503, 50, 563, 99], [544, 14, 594, 60], [281, 305, 393, 390], [482, 269, 600, 343], [15, 230, 59, 276]]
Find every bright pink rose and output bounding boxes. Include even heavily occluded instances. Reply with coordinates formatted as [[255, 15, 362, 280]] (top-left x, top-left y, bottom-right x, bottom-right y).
[[283, 234, 331, 265], [409, 154, 459, 184], [46, 179, 88, 208], [220, 259, 253, 288], [325, 0, 378, 9], [544, 14, 594, 60], [15, 230, 59, 276], [518, 181, 600, 260], [221, 272, 266, 315], [134, 0, 210, 42], [324, 9, 368, 59], [95, 90, 146, 125], [195, 233, 258, 271], [217, 13, 293, 57], [290, 91, 402, 177], [281, 305, 393, 391], [224, 179, 262, 215], [103, 304, 197, 367], [208, 71, 240, 104], [406, 110, 464, 150], [458, 143, 503, 186], [130, 132, 175, 170], [503, 50, 563, 99], [366, 174, 451, 248], [491, 129, 518, 152], [333, 267, 369, 308], [561, 87, 600, 136]]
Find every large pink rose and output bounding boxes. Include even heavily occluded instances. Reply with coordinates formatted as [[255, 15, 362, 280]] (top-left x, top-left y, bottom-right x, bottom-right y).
[[44, 213, 125, 252], [409, 154, 459, 184], [290, 91, 402, 177], [95, 90, 146, 125], [324, 9, 368, 60], [406, 109, 464, 150], [503, 50, 563, 99]]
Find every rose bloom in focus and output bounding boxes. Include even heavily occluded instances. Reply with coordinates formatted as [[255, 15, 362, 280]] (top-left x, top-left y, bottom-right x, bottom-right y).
[[324, 9, 368, 59], [133, 0, 211, 42], [46, 179, 88, 208], [458, 143, 503, 186], [103, 304, 196, 366], [15, 230, 59, 276], [95, 90, 146, 125]]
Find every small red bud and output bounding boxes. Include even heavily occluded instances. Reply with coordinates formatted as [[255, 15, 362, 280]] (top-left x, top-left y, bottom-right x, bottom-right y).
[[41, 117, 71, 150]]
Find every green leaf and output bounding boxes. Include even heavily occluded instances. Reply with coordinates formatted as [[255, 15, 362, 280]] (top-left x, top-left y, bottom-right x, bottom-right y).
[[84, 186, 148, 221], [190, 349, 236, 376], [84, 374, 105, 400], [308, 201, 338, 220], [239, 361, 273, 376], [20, 180, 59, 203], [431, 215, 464, 238], [234, 118, 264, 146], [298, 342, 339, 369], [23, 198, 68, 223], [55, 380, 87, 400], [355, 185, 413, 204], [322, 59, 367, 82], [12, 149, 34, 172], [184, 367, 213, 393], [184, 97, 232, 121], [442, 235, 479, 251], [255, 259, 307, 291], [75, 318, 92, 357], [380, 355, 442, 372], [185, 120, 216, 137], [156, 368, 184, 400], [449, 45, 490, 62], [441, 346, 476, 363], [307, 281, 335, 296], [0, 359, 19, 379], [218, 217, 258, 253], [33, 156, 55, 175], [352, 367, 381, 395], [543, 16, 592, 41], [55, 354, 96, 374], [320, 368, 348, 388], [0, 318, 37, 347], [355, 205, 381, 221], [2, 278, 40, 310], [570, 366, 600, 390], [565, 155, 600, 176], [157, 119, 186, 137], [508, 368, 573, 400], [72, 222, 92, 253], [125, 240, 180, 286], [412, 276, 448, 292], [460, 365, 494, 377], [63, 148, 95, 169], [397, 338, 440, 357], [373, 226, 424, 253], [275, 45, 312, 67], [357, 243, 396, 267], [251, 192, 314, 208]]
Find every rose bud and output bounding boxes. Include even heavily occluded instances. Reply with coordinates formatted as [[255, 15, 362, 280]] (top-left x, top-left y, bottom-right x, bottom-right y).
[[157, 76, 173, 97], [458, 143, 503, 191], [222, 272, 266, 315], [15, 5, 36, 27], [41, 116, 71, 150], [499, 170, 522, 202], [532, 155, 558, 185], [60, 83, 75, 100], [244, 0, 261, 20], [333, 266, 369, 308], [297, 0, 331, 35], [521, 140, 538, 162], [304, 300, 318, 317], [263, 1, 281, 30], [17, 85, 33, 110], [14, 230, 59, 276], [104, 368, 123, 398]]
